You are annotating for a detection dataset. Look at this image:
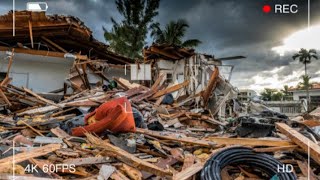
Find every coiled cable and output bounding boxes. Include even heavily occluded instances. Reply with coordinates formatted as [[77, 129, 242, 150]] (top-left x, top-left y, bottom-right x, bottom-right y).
[[201, 146, 297, 180]]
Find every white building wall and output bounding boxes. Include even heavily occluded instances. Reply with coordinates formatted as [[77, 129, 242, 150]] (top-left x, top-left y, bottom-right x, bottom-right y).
[[292, 90, 320, 100], [0, 51, 74, 93]]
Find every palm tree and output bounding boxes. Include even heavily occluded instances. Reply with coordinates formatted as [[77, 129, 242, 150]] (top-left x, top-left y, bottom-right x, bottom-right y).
[[150, 19, 201, 48], [298, 75, 313, 110], [261, 88, 283, 101], [292, 48, 318, 110], [292, 48, 318, 76], [299, 75, 312, 90], [281, 85, 290, 100]]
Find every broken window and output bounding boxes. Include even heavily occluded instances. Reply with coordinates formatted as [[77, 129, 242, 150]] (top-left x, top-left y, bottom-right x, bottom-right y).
[[166, 73, 173, 84]]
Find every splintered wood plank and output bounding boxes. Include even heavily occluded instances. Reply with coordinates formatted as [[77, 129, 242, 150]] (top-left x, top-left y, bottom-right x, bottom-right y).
[[41, 36, 67, 53], [50, 127, 71, 138], [182, 153, 195, 170], [131, 90, 154, 103], [276, 123, 320, 165], [0, 144, 61, 173], [23, 87, 61, 108], [173, 146, 240, 180], [202, 66, 219, 106], [119, 163, 142, 180], [85, 133, 172, 177], [111, 170, 130, 180], [114, 77, 142, 90], [297, 161, 318, 180], [205, 137, 294, 147], [81, 64, 91, 90], [0, 89, 11, 106], [74, 64, 88, 89], [28, 20, 34, 48], [149, 47, 180, 60], [63, 157, 114, 166], [136, 128, 215, 147], [151, 73, 165, 91], [173, 162, 203, 180], [0, 46, 67, 58], [153, 80, 189, 98], [254, 145, 298, 153], [300, 120, 320, 127], [142, 157, 178, 179], [19, 120, 44, 136]]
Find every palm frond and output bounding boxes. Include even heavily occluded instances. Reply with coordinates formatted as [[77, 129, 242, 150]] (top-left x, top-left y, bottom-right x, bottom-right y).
[[292, 54, 300, 60], [182, 39, 202, 48]]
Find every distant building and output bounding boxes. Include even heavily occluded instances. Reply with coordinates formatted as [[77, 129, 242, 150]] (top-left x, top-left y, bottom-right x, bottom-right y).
[[289, 83, 320, 109], [238, 89, 258, 101]]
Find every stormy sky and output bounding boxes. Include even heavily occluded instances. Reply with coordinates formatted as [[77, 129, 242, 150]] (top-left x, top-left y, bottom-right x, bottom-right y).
[[1, 0, 320, 92]]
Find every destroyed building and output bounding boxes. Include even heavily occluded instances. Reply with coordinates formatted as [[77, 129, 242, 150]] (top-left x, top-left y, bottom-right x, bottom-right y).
[[143, 44, 238, 119], [0, 11, 319, 180], [0, 11, 131, 93]]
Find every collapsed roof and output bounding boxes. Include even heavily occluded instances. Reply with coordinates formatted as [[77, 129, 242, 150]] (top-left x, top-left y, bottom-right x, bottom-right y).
[[0, 11, 132, 64], [144, 44, 195, 60]]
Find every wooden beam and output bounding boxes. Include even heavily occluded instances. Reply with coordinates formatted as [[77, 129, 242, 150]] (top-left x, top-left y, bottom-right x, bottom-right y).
[[173, 146, 233, 180], [57, 39, 129, 64], [151, 73, 165, 91], [276, 123, 320, 165], [300, 120, 320, 127], [85, 133, 172, 177], [0, 48, 13, 107], [205, 137, 294, 147], [23, 87, 61, 108], [202, 66, 219, 106], [19, 120, 44, 136], [0, 89, 11, 106], [0, 46, 65, 58], [74, 64, 88, 89], [81, 64, 91, 90], [28, 20, 34, 48], [136, 128, 215, 147], [0, 144, 61, 173], [173, 162, 203, 180], [0, 46, 87, 60], [113, 77, 142, 90], [41, 36, 67, 53], [153, 80, 189, 98], [63, 157, 113, 166], [254, 145, 298, 153], [149, 47, 180, 60]]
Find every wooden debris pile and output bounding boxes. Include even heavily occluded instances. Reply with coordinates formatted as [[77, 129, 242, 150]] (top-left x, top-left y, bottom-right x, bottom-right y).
[[0, 73, 319, 179]]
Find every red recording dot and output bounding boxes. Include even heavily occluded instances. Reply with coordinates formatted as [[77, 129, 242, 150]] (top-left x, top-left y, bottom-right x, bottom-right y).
[[262, 5, 271, 13]]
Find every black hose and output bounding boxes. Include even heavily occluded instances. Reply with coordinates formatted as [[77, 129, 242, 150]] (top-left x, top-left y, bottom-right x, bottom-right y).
[[201, 146, 297, 180]]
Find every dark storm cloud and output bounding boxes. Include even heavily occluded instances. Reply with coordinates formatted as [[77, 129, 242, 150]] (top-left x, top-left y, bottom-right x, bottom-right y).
[[152, 0, 320, 90], [0, 0, 319, 90]]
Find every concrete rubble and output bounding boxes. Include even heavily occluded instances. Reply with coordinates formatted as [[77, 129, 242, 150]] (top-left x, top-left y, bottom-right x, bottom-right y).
[[0, 11, 319, 180]]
